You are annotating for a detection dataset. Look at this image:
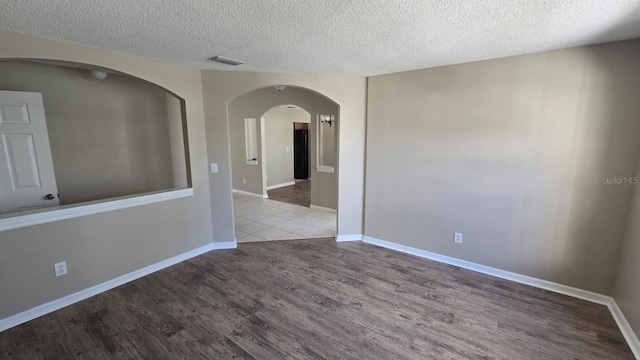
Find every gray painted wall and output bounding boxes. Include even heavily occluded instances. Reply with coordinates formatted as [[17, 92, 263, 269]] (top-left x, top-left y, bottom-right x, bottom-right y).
[[365, 39, 640, 295]]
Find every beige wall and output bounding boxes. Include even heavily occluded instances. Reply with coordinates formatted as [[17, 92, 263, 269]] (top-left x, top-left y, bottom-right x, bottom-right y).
[[0, 30, 214, 319], [0, 60, 179, 205], [204, 77, 365, 236], [263, 106, 310, 187], [365, 39, 640, 294], [613, 159, 640, 339]]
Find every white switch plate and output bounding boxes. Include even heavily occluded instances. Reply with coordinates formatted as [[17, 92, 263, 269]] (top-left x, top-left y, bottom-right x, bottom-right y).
[[453, 232, 463, 244], [54, 261, 68, 277], [242, 178, 246, 184], [210, 163, 218, 173], [286, 146, 289, 152]]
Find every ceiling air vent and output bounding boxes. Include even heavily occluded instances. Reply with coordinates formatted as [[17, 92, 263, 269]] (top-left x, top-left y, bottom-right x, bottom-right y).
[[208, 56, 244, 66]]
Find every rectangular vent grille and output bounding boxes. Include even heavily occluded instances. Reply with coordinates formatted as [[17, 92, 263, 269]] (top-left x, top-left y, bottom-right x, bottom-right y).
[[209, 56, 244, 66]]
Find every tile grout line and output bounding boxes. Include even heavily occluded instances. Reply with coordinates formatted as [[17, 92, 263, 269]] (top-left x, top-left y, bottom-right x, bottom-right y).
[[233, 194, 336, 243]]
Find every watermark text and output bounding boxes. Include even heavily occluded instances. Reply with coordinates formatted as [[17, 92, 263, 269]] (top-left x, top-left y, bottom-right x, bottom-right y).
[[602, 176, 639, 185]]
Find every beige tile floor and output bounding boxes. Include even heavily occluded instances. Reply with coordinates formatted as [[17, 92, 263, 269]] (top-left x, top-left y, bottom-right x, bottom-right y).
[[233, 192, 336, 243]]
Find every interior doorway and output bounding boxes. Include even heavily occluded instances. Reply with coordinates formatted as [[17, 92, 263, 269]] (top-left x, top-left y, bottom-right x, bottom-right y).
[[228, 86, 338, 243], [262, 121, 312, 208], [293, 122, 309, 180], [261, 105, 311, 207]]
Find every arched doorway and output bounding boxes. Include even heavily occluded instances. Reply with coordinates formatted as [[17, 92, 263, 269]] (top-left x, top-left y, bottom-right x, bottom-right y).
[[228, 85, 338, 242]]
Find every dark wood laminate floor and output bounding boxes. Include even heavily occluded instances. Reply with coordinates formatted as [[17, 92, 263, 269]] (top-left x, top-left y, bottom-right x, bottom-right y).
[[0, 239, 633, 359], [267, 180, 311, 208]]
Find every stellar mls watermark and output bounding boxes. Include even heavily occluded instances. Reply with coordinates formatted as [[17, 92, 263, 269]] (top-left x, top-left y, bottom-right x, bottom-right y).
[[602, 176, 639, 185]]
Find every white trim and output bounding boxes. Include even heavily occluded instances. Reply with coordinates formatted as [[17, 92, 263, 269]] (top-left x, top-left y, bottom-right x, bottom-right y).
[[609, 300, 640, 359], [336, 234, 363, 242], [0, 188, 193, 232], [316, 165, 335, 173], [245, 160, 258, 165], [310, 204, 337, 213], [266, 181, 295, 190], [0, 240, 236, 332], [232, 189, 268, 198], [211, 241, 237, 250], [362, 236, 611, 304]]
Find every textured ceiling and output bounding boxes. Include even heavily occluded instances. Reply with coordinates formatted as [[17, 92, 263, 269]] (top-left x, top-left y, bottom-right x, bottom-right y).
[[1, 0, 639, 76]]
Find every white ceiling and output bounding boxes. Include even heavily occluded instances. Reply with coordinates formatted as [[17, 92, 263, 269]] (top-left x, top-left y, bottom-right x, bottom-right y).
[[1, 0, 639, 76]]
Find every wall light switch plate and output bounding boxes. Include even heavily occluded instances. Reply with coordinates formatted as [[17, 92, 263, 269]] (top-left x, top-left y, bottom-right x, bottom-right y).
[[54, 261, 68, 277], [454, 232, 463, 244], [210, 163, 218, 173]]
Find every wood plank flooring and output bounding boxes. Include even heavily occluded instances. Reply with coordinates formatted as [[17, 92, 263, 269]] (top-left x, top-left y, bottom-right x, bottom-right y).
[[0, 239, 633, 359], [267, 180, 311, 208]]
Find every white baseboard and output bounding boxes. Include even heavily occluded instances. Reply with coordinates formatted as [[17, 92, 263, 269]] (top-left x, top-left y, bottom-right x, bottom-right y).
[[266, 181, 295, 190], [609, 300, 640, 358], [362, 236, 610, 304], [362, 235, 640, 358], [310, 204, 337, 213], [233, 189, 268, 198], [336, 234, 363, 242], [211, 241, 237, 250], [0, 241, 236, 332]]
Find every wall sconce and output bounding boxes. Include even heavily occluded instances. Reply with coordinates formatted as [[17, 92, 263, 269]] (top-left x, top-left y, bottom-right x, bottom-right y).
[[319, 114, 334, 127]]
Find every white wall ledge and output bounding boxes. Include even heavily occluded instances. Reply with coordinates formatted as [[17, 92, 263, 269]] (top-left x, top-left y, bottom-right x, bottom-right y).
[[0, 188, 194, 232]]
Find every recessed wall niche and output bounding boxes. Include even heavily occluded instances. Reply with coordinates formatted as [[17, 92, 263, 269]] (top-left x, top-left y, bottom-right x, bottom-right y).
[[0, 59, 190, 215]]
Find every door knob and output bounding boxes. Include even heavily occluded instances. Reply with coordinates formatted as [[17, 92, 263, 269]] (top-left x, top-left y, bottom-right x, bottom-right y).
[[44, 194, 55, 200]]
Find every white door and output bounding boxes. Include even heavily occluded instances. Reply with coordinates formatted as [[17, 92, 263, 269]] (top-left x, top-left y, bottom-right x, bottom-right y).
[[0, 90, 60, 214]]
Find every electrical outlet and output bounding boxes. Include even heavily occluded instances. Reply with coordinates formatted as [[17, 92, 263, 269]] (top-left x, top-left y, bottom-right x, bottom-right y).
[[54, 261, 68, 277], [242, 178, 246, 184], [453, 232, 463, 244], [210, 163, 218, 173]]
